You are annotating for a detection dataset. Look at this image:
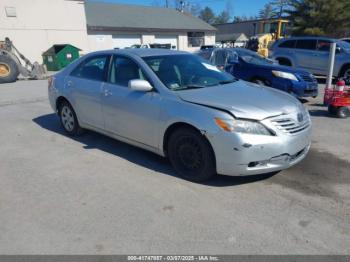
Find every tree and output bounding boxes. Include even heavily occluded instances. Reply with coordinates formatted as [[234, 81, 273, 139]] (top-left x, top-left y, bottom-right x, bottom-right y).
[[199, 6, 216, 24], [270, 0, 291, 18], [259, 3, 274, 19], [214, 10, 231, 24], [288, 0, 350, 37], [187, 3, 201, 16]]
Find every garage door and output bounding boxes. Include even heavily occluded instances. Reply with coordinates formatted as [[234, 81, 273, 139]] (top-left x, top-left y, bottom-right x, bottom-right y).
[[112, 35, 141, 49], [155, 35, 178, 50]]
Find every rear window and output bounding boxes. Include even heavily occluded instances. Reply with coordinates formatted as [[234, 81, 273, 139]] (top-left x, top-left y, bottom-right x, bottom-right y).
[[295, 40, 317, 50], [317, 40, 332, 52], [279, 40, 296, 48]]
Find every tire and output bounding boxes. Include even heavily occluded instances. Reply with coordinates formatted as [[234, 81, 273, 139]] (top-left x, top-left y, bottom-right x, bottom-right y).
[[336, 107, 349, 119], [167, 127, 216, 182], [0, 55, 19, 84], [252, 79, 266, 86], [58, 100, 84, 136], [339, 65, 350, 82], [277, 58, 292, 67]]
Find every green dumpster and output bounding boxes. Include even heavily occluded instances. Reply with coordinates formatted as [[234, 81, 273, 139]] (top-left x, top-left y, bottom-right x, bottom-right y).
[[42, 44, 81, 71]]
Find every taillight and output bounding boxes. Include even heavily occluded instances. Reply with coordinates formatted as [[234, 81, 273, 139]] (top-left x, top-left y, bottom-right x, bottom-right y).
[[48, 76, 53, 90]]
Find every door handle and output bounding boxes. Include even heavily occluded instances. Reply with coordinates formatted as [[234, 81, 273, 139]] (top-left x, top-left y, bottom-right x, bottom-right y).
[[103, 89, 112, 97]]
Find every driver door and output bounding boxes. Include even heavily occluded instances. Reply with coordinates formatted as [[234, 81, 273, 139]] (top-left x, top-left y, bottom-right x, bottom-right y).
[[101, 55, 162, 148]]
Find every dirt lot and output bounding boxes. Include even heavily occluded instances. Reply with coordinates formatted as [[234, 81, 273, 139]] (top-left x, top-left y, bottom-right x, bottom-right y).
[[0, 80, 349, 254]]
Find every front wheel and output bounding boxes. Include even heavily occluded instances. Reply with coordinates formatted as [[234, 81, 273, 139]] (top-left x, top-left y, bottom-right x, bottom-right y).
[[0, 55, 19, 84], [252, 79, 266, 86], [168, 127, 216, 182]]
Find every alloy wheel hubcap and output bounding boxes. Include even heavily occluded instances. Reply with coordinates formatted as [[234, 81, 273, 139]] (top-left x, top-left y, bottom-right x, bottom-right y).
[[0, 63, 10, 77], [61, 106, 74, 131]]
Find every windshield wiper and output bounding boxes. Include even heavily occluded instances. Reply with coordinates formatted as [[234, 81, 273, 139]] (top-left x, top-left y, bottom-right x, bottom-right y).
[[183, 85, 206, 90]]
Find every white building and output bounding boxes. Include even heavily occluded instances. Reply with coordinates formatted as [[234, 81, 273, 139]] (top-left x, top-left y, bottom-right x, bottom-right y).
[[0, 0, 89, 62], [0, 0, 216, 63], [85, 2, 216, 53]]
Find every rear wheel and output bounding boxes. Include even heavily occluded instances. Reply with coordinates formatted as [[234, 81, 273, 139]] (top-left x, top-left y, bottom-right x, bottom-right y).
[[168, 127, 216, 182], [339, 65, 350, 82], [336, 107, 349, 118], [58, 100, 84, 136], [0, 55, 19, 84]]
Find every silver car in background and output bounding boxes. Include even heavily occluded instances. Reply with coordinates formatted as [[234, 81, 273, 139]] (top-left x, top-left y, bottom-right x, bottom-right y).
[[48, 49, 311, 182], [270, 37, 350, 79]]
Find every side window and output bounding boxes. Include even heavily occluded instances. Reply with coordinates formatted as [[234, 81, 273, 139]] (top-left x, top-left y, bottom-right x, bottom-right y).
[[316, 40, 332, 52], [279, 40, 296, 48], [213, 50, 227, 66], [295, 40, 317, 50], [109, 56, 145, 87], [71, 55, 110, 81]]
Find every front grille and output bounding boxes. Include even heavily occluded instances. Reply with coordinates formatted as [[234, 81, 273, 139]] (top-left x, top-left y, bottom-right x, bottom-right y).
[[298, 73, 316, 83], [270, 113, 310, 135]]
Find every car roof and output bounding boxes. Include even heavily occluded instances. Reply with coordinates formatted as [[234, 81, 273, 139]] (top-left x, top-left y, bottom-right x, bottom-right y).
[[279, 36, 337, 42], [87, 48, 190, 58]]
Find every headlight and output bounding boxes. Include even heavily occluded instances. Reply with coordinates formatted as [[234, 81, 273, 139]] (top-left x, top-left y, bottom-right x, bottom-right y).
[[215, 118, 272, 136], [272, 70, 299, 81]]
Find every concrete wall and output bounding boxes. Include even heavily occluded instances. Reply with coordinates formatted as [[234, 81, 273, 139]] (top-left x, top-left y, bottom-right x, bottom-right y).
[[0, 0, 89, 63]]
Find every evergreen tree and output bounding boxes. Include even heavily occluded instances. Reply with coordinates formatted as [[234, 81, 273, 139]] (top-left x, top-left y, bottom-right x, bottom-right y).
[[199, 6, 216, 24], [214, 11, 231, 24], [288, 0, 350, 36], [259, 3, 274, 19]]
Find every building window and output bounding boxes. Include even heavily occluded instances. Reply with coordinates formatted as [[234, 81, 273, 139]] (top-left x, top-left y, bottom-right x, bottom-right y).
[[187, 32, 204, 47], [5, 7, 17, 17]]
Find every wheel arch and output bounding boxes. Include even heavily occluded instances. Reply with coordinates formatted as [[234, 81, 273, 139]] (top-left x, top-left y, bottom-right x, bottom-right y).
[[56, 96, 73, 112], [275, 57, 293, 67], [162, 122, 216, 162]]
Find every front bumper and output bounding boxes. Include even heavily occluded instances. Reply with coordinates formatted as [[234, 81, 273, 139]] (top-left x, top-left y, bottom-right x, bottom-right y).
[[208, 121, 311, 176], [271, 78, 318, 98]]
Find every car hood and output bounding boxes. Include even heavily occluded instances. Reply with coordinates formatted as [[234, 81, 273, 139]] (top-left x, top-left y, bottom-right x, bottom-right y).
[[254, 62, 309, 75], [177, 80, 301, 120]]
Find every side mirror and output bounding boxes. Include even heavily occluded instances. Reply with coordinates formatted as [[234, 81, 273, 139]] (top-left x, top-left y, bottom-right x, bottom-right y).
[[128, 79, 153, 92], [336, 47, 343, 54]]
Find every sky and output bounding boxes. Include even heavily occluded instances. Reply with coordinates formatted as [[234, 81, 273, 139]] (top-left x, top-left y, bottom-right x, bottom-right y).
[[91, 0, 270, 17]]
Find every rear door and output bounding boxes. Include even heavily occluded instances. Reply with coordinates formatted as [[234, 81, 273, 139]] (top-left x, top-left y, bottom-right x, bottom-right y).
[[293, 39, 317, 71], [312, 39, 333, 75], [67, 54, 111, 129]]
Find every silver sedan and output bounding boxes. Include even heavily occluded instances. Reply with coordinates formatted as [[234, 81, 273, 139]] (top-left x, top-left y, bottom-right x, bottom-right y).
[[48, 49, 311, 182]]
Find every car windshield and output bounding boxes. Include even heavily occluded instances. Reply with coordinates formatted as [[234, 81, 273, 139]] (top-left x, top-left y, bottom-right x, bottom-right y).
[[235, 49, 273, 65], [143, 54, 235, 90]]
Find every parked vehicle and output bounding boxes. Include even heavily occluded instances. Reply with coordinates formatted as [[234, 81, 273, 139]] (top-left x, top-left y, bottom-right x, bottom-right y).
[[341, 38, 350, 44], [197, 48, 318, 98], [324, 79, 350, 118], [270, 37, 350, 80], [48, 49, 311, 182], [0, 37, 45, 84]]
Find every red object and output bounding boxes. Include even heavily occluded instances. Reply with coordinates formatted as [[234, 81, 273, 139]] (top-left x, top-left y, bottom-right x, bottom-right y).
[[324, 81, 350, 107]]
